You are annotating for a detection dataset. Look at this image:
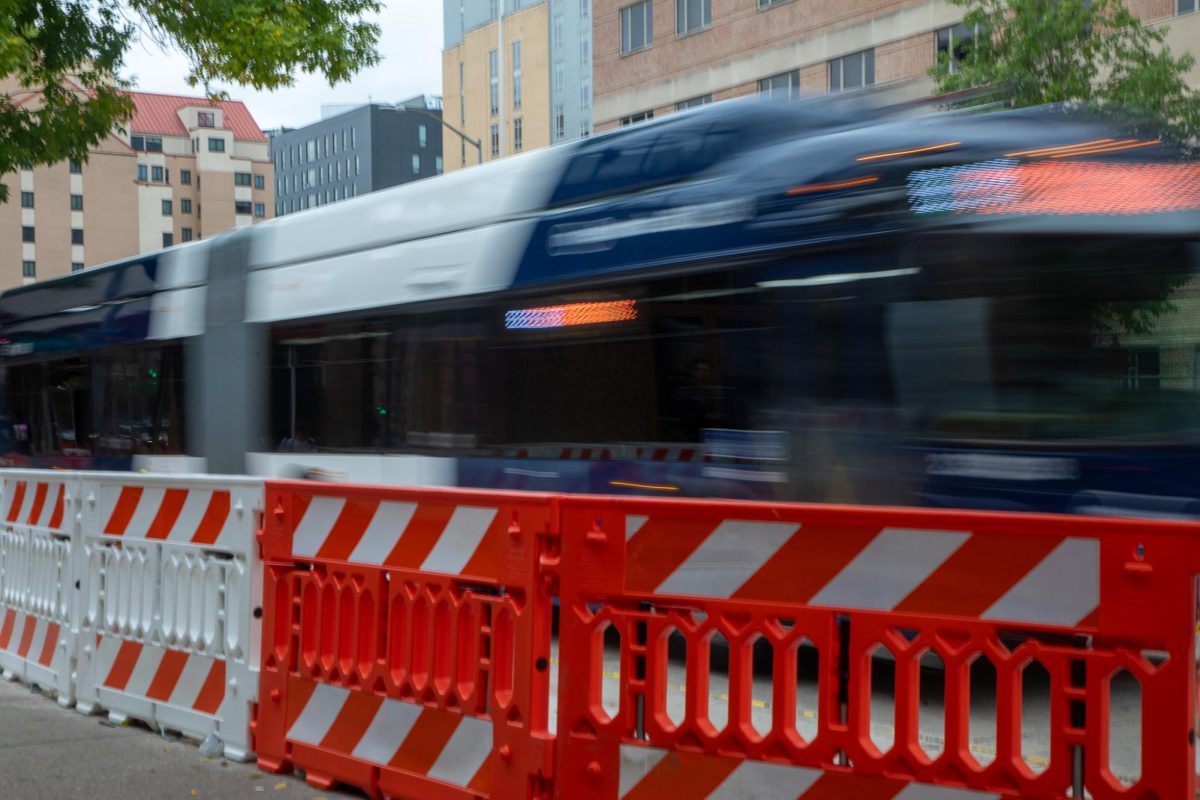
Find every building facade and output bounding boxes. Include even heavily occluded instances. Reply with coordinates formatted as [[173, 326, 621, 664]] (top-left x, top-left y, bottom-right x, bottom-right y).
[[442, 0, 592, 172], [591, 0, 1200, 131], [270, 97, 444, 216], [0, 86, 274, 288]]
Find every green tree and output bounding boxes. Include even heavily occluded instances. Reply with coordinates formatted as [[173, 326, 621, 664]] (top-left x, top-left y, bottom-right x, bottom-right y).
[[0, 0, 382, 202], [931, 0, 1200, 148]]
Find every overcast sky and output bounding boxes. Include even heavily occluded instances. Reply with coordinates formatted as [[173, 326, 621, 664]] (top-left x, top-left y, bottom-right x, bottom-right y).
[[119, 3, 444, 130]]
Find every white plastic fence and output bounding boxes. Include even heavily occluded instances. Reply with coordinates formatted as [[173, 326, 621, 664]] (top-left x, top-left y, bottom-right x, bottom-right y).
[[0, 471, 78, 705], [0, 470, 263, 762]]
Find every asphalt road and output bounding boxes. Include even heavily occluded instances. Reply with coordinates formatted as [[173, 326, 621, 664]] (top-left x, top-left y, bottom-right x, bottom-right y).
[[0, 678, 358, 800]]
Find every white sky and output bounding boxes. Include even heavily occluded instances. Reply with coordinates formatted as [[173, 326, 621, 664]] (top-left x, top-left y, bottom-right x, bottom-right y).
[[119, 2, 444, 130]]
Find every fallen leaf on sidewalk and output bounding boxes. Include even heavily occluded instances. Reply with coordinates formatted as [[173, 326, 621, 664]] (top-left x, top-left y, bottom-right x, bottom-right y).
[[275, 782, 288, 790]]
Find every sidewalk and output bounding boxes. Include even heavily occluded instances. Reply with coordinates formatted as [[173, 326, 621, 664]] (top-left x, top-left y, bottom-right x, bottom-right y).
[[0, 678, 358, 800]]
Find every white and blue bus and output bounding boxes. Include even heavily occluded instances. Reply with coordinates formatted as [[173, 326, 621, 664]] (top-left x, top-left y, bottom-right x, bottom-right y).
[[2, 97, 1198, 517]]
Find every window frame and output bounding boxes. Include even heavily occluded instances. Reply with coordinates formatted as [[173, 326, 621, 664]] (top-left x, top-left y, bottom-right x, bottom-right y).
[[675, 0, 711, 36], [208, 137, 226, 153], [22, 260, 35, 278], [620, 0, 653, 54], [829, 48, 875, 93], [71, 228, 83, 245], [70, 194, 83, 211]]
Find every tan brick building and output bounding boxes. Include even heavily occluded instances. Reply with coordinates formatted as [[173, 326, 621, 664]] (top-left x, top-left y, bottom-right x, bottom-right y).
[[592, 0, 1200, 131], [0, 86, 274, 288]]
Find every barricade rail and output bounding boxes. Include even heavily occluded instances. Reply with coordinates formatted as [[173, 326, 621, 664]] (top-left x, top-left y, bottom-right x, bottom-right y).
[[0, 469, 1196, 798]]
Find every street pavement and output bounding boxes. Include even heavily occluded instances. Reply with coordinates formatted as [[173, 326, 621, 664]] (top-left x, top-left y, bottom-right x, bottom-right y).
[[0, 678, 358, 800]]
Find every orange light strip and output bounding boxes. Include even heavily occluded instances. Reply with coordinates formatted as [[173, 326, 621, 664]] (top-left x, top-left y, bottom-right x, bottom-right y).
[[1048, 139, 1161, 158], [856, 141, 961, 162], [786, 175, 879, 196], [1005, 138, 1115, 158], [505, 299, 637, 329], [609, 480, 680, 492]]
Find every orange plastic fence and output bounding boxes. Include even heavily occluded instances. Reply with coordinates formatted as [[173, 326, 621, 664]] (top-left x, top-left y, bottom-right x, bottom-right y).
[[252, 482, 1200, 799], [254, 482, 559, 799], [554, 497, 1200, 800]]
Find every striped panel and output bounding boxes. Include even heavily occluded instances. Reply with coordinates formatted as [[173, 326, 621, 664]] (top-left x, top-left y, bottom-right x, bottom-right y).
[[626, 518, 1099, 626], [285, 676, 493, 790], [288, 498, 503, 578], [99, 486, 236, 546], [97, 637, 227, 715], [618, 746, 1004, 799]]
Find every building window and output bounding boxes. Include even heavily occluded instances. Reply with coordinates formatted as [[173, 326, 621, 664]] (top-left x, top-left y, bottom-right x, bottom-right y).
[[20, 191, 33, 208], [436, 155, 444, 174], [355, 156, 360, 175], [458, 61, 466, 124], [255, 174, 265, 190], [759, 70, 800, 100], [676, 0, 710, 35], [1181, 0, 1198, 11], [489, 48, 500, 116], [70, 194, 83, 211], [151, 165, 164, 182], [620, 0, 653, 54], [131, 135, 162, 151], [937, 24, 977, 73], [512, 40, 523, 109], [255, 202, 265, 218], [22, 261, 35, 278], [620, 110, 654, 126], [162, 199, 172, 215], [556, 105, 566, 139], [235, 201, 252, 215], [234, 172, 252, 186], [350, 127, 355, 148], [71, 228, 83, 245], [197, 110, 215, 127], [412, 153, 421, 174], [69, 160, 81, 174], [71, 262, 84, 272], [22, 226, 34, 243], [137, 164, 148, 182], [180, 169, 191, 185], [676, 94, 712, 110], [162, 232, 173, 247], [181, 228, 193, 242], [830, 48, 875, 92], [514, 117, 523, 152], [208, 137, 226, 152], [181, 198, 192, 214], [490, 123, 500, 157]]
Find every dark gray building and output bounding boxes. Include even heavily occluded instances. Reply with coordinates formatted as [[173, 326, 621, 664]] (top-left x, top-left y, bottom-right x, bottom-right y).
[[269, 96, 444, 216]]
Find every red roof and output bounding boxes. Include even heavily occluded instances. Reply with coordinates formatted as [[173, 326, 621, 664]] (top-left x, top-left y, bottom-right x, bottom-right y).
[[126, 91, 267, 143]]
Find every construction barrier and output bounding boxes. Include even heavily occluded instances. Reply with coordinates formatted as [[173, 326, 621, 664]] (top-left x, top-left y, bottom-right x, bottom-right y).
[[0, 468, 1196, 797], [254, 481, 559, 798], [0, 471, 78, 705], [553, 496, 1200, 800], [71, 473, 263, 761]]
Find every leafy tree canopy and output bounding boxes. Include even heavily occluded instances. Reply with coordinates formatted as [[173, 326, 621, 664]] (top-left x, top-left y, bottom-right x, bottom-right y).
[[931, 0, 1200, 149], [0, 0, 382, 201]]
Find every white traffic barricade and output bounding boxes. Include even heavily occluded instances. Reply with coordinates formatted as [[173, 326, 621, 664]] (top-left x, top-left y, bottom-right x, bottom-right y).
[[0, 470, 80, 706], [74, 473, 263, 761]]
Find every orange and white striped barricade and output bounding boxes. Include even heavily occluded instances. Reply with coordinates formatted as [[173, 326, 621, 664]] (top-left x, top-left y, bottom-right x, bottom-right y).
[[0, 470, 80, 705], [553, 496, 1200, 800], [73, 473, 263, 761], [254, 481, 559, 800]]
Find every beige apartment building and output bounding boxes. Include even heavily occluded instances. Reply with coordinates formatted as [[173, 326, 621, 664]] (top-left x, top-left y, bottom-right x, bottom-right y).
[[443, 1, 553, 171], [593, 0, 1200, 131], [0, 86, 274, 288]]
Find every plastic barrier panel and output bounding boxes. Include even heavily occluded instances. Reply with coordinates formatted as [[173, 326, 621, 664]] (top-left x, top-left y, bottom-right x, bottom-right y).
[[255, 481, 559, 800], [553, 497, 1200, 800], [0, 471, 79, 705], [74, 473, 263, 761]]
